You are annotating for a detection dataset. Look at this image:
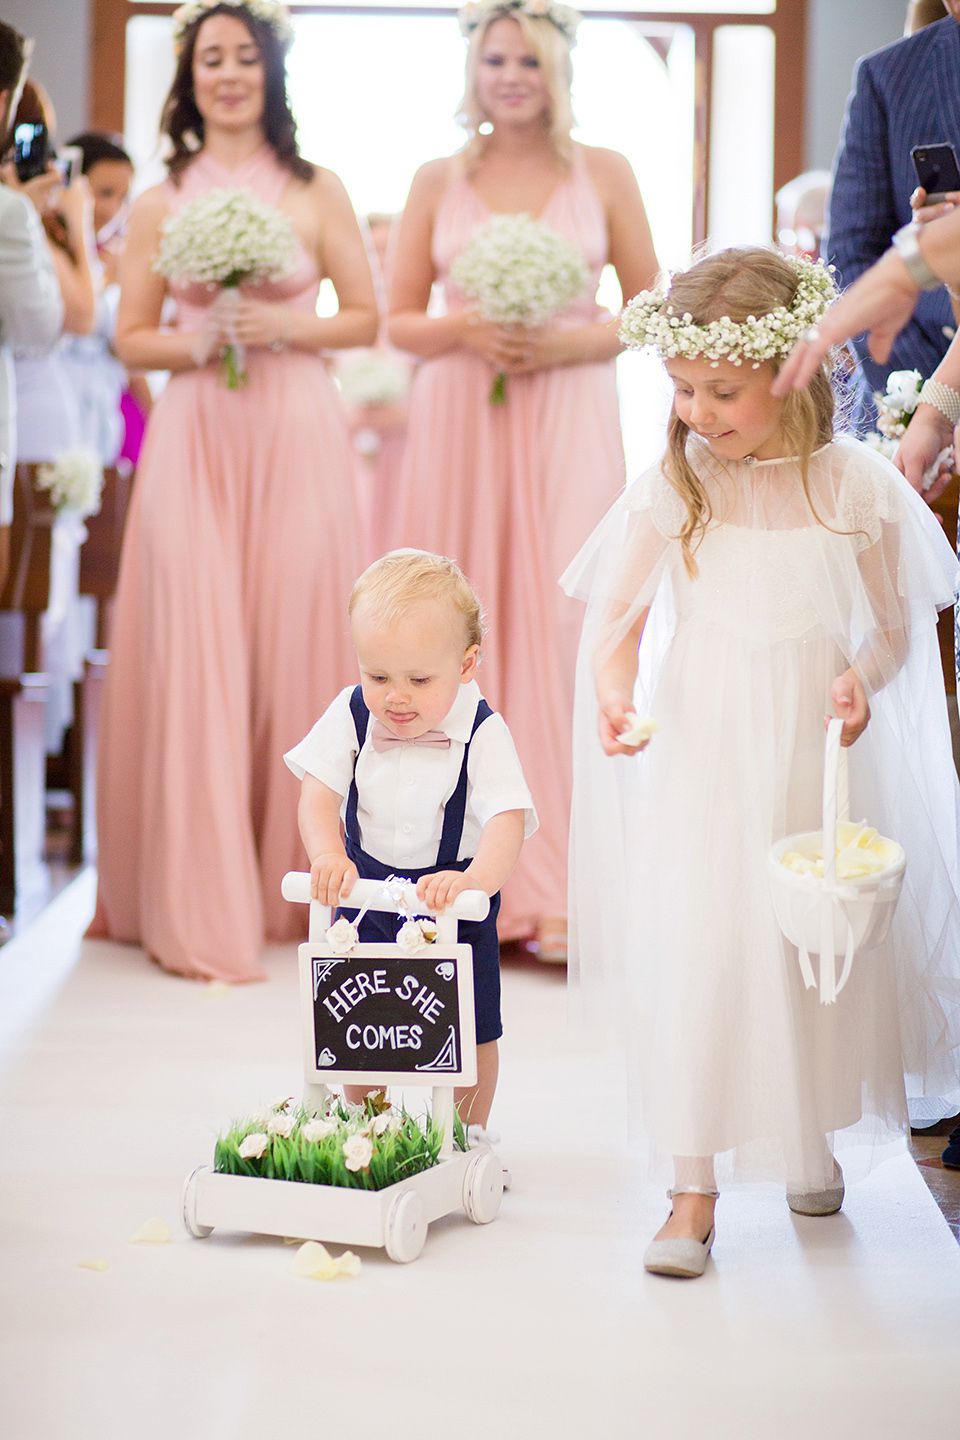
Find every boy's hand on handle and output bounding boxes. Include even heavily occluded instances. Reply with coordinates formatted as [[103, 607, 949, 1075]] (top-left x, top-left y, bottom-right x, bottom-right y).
[[830, 670, 870, 747], [310, 851, 358, 906], [598, 688, 646, 756], [416, 869, 475, 914]]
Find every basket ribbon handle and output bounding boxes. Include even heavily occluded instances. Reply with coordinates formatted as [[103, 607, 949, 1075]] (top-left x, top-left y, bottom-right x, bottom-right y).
[[817, 718, 854, 1004]]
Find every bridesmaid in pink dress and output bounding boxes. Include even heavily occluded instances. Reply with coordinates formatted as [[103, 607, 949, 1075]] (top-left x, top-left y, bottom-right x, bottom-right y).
[[89, 3, 377, 981], [389, 1, 658, 958]]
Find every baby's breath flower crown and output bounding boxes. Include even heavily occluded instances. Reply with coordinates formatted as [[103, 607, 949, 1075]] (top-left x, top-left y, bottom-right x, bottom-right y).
[[459, 0, 581, 45], [172, 0, 294, 51], [619, 256, 838, 369]]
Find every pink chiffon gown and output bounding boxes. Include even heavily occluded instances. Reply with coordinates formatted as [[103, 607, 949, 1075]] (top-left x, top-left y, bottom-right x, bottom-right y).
[[90, 147, 360, 981], [395, 148, 626, 940]]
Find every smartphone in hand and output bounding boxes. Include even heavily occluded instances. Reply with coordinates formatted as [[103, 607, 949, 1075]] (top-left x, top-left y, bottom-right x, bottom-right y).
[[911, 142, 960, 206], [13, 120, 50, 183]]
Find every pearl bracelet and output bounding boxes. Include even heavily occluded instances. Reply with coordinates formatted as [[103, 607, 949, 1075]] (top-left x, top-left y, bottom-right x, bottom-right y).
[[918, 378, 960, 425]]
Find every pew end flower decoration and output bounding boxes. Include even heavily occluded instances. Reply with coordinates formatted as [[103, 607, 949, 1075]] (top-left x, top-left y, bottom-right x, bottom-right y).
[[863, 368, 954, 487], [334, 349, 410, 409], [153, 186, 297, 388], [36, 447, 104, 518], [451, 212, 589, 404]]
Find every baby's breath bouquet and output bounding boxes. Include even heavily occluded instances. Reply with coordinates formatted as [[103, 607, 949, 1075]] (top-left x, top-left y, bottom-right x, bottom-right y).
[[215, 1091, 465, 1191], [334, 348, 410, 409], [154, 186, 298, 389], [451, 212, 589, 404], [36, 446, 104, 517]]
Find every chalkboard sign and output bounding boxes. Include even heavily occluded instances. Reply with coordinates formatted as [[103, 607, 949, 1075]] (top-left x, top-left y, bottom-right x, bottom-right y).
[[298, 941, 478, 1088]]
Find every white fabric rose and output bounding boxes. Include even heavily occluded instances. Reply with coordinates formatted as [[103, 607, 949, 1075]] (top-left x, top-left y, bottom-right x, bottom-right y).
[[342, 1134, 374, 1171], [267, 1113, 295, 1138], [396, 919, 436, 956], [884, 369, 923, 415], [238, 1132, 269, 1160], [301, 1118, 338, 1143], [325, 917, 359, 955]]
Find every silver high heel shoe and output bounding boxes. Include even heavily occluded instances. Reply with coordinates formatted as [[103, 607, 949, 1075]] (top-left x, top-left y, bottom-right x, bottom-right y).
[[787, 1158, 844, 1216], [643, 1186, 718, 1279]]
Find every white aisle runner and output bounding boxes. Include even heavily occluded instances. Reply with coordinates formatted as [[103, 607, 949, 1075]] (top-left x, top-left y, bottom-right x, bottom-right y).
[[1, 870, 958, 1440]]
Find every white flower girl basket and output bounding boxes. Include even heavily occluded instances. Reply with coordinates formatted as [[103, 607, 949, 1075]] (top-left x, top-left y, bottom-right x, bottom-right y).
[[768, 718, 906, 1004]]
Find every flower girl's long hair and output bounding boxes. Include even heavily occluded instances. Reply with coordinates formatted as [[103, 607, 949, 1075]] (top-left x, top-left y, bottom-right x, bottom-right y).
[[458, 11, 575, 166], [663, 248, 835, 576]]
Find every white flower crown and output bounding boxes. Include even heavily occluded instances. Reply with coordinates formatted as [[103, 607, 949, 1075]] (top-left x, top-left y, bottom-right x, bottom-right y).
[[459, 0, 581, 45], [172, 0, 294, 50], [619, 256, 838, 368]]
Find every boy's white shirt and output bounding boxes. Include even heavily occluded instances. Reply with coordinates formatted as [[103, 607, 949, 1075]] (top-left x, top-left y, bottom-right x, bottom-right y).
[[284, 679, 538, 870]]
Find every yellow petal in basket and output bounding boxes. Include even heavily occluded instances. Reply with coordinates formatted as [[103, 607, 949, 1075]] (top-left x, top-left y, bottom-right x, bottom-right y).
[[77, 1259, 109, 1271], [781, 822, 900, 880], [290, 1240, 361, 1281]]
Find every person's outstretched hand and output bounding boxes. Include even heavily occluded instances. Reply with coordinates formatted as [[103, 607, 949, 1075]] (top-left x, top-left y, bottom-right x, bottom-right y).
[[773, 252, 920, 396]]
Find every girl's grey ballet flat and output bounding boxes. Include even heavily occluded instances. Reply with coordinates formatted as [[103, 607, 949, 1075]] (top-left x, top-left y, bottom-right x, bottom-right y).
[[786, 1160, 844, 1216], [643, 1226, 715, 1279]]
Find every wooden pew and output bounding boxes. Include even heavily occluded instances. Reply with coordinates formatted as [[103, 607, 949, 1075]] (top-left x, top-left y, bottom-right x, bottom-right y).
[[67, 463, 134, 863], [929, 472, 959, 700], [0, 463, 54, 912]]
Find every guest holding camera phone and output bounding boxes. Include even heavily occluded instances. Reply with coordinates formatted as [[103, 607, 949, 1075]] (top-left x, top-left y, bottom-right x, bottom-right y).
[[0, 24, 63, 589], [825, 2, 960, 427]]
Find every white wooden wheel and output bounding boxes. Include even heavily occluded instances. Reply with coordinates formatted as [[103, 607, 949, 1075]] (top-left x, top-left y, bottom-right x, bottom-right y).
[[383, 1189, 428, 1263], [462, 1150, 503, 1225], [181, 1166, 214, 1238]]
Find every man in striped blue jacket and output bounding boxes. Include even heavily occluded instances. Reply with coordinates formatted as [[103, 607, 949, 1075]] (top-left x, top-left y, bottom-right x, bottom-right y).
[[826, 7, 960, 425]]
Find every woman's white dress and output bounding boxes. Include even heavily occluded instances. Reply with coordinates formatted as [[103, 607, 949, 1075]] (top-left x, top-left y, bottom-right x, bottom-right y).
[[564, 437, 960, 1189]]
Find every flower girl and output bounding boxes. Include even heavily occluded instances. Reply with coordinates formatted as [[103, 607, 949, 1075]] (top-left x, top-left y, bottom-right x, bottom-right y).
[[563, 247, 960, 1278]]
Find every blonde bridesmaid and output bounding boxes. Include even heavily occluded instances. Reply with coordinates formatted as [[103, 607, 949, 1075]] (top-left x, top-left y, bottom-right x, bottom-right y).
[[90, 0, 377, 981], [389, 0, 658, 959]]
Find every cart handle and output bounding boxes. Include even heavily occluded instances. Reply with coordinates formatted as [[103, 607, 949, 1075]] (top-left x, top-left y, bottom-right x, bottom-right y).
[[281, 871, 490, 923]]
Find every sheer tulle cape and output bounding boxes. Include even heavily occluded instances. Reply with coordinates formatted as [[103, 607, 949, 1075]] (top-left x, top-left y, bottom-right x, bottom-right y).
[[562, 437, 960, 1186]]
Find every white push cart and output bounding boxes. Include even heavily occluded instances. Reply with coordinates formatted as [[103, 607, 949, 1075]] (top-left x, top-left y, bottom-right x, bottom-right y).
[[181, 873, 504, 1262]]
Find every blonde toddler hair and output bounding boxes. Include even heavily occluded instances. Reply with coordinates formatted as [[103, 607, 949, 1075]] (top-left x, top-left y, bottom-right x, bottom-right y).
[[349, 550, 486, 651], [458, 10, 575, 166], [663, 247, 835, 575]]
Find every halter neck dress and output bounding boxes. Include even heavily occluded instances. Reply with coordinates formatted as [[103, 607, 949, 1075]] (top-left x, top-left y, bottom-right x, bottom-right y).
[[395, 147, 625, 940], [91, 147, 360, 981]]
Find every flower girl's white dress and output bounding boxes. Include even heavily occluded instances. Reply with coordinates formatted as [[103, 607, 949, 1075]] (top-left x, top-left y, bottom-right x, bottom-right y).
[[564, 436, 960, 1189]]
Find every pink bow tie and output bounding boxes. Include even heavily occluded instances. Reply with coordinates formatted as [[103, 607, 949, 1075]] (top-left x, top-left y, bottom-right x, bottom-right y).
[[371, 721, 451, 753]]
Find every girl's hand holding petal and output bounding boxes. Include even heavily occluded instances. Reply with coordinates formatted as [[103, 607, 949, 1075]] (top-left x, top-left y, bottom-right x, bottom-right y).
[[598, 688, 643, 756], [830, 670, 870, 747]]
